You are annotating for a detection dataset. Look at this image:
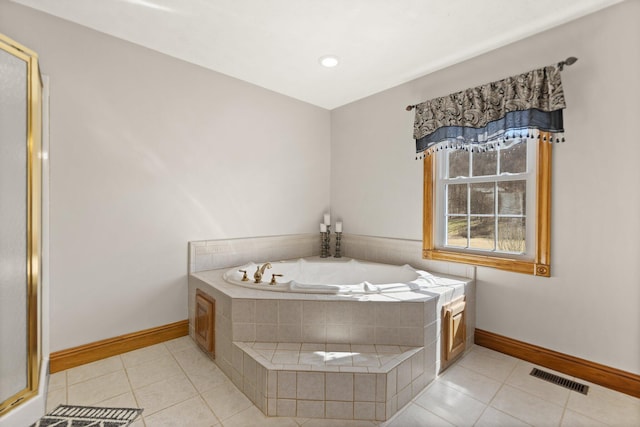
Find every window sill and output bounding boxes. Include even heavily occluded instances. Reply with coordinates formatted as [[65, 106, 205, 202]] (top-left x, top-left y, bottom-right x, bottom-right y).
[[423, 248, 550, 277]]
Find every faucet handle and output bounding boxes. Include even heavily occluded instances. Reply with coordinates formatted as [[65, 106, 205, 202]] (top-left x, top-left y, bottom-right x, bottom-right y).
[[270, 274, 283, 285], [238, 270, 249, 281]]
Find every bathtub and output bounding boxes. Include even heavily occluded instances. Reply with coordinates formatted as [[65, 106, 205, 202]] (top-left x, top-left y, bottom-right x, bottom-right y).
[[222, 258, 440, 294]]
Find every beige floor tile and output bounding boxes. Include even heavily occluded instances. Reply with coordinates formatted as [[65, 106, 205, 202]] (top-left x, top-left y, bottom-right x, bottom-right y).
[[474, 407, 531, 427], [566, 382, 640, 426], [144, 396, 220, 427], [133, 373, 197, 415], [506, 361, 571, 406], [382, 402, 454, 427], [201, 379, 252, 421], [560, 409, 608, 427], [66, 356, 123, 385], [437, 364, 502, 404], [121, 343, 171, 368], [185, 362, 230, 394], [67, 370, 131, 406], [471, 345, 519, 362], [126, 354, 184, 389], [48, 371, 67, 391], [129, 418, 145, 427], [490, 384, 564, 426], [457, 350, 517, 382], [223, 405, 298, 426], [46, 387, 66, 413], [164, 335, 198, 354], [95, 391, 139, 408], [414, 381, 485, 426], [172, 345, 216, 373]]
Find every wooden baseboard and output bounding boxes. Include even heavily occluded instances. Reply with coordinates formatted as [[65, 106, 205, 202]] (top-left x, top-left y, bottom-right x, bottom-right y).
[[50, 320, 189, 373], [475, 329, 640, 398]]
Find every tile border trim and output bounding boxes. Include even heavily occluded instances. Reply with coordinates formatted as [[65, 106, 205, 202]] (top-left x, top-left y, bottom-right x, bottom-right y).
[[475, 328, 640, 398], [49, 320, 189, 373]]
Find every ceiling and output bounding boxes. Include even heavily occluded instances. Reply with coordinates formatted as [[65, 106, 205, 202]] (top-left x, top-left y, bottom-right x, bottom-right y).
[[11, 0, 623, 109]]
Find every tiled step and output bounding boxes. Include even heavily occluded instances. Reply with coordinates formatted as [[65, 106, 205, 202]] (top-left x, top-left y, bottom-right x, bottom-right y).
[[230, 341, 431, 421]]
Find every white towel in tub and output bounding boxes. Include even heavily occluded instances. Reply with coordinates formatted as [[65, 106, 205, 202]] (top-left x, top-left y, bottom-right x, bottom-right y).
[[288, 281, 341, 294], [362, 282, 420, 293]]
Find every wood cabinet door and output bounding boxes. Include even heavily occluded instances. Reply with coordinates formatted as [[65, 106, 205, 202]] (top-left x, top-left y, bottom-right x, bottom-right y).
[[195, 289, 215, 357], [443, 296, 466, 362]]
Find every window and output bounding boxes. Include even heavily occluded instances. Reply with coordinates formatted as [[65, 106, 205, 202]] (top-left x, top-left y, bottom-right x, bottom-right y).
[[423, 133, 552, 276]]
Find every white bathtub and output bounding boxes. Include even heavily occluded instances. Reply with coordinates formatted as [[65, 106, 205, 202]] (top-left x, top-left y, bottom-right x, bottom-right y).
[[222, 258, 440, 294]]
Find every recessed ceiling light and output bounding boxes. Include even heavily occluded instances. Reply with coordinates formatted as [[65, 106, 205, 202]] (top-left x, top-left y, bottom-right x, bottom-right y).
[[319, 55, 339, 68]]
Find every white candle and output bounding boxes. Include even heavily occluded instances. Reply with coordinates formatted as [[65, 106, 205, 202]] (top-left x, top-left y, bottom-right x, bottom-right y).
[[335, 221, 342, 233], [320, 223, 327, 232], [324, 213, 331, 225]]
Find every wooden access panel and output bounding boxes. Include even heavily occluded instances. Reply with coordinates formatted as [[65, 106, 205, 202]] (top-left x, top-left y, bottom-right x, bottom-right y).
[[442, 296, 466, 365], [195, 289, 215, 358]]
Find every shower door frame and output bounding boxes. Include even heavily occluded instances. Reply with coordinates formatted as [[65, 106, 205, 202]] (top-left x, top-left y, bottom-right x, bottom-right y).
[[0, 33, 43, 417]]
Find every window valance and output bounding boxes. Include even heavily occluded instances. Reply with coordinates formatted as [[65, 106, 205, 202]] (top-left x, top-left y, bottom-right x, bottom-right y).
[[411, 63, 570, 158]]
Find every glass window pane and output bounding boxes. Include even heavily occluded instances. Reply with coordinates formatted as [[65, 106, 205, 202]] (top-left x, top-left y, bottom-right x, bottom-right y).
[[472, 150, 497, 177], [470, 183, 494, 215], [448, 149, 469, 178], [447, 184, 467, 214], [498, 218, 526, 253], [498, 181, 526, 215], [446, 217, 467, 247], [500, 141, 527, 174], [469, 217, 495, 250]]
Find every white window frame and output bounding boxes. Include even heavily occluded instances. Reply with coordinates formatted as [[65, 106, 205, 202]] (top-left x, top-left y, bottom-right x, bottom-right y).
[[434, 140, 536, 260], [423, 133, 553, 277]]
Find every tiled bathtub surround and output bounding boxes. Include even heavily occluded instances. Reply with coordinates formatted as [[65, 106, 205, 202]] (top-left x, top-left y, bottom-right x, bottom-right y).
[[189, 234, 320, 274], [188, 234, 476, 279], [187, 234, 475, 420]]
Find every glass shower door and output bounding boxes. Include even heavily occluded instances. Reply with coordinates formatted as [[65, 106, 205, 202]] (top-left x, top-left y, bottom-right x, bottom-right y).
[[0, 33, 42, 417]]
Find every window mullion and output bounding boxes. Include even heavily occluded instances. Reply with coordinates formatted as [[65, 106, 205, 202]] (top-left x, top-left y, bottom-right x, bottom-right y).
[[467, 152, 472, 249], [494, 181, 498, 251], [466, 183, 471, 249], [495, 147, 500, 252]]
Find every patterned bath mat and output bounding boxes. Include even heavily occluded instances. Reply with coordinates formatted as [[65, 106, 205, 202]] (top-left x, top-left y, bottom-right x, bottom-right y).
[[31, 404, 143, 426]]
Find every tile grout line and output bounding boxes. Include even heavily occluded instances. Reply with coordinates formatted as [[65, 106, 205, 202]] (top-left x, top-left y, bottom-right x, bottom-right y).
[[163, 339, 224, 425], [120, 354, 147, 426], [480, 359, 540, 427]]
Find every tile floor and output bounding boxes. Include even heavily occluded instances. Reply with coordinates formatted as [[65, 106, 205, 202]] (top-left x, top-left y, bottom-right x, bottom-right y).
[[46, 337, 640, 426]]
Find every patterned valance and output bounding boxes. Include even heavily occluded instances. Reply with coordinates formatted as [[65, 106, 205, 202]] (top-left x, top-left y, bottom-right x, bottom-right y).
[[412, 64, 567, 158]]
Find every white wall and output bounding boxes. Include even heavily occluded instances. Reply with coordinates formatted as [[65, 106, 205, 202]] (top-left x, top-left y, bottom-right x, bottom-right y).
[[331, 1, 640, 375], [0, 1, 331, 352]]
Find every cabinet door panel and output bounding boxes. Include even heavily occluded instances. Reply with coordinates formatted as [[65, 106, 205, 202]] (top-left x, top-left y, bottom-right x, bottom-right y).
[[195, 290, 215, 357]]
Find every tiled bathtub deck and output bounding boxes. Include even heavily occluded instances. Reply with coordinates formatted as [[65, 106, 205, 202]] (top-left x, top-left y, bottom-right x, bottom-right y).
[[238, 342, 420, 372], [231, 342, 427, 420]]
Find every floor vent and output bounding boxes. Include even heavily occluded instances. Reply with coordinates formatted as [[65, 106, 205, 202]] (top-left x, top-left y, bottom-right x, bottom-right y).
[[530, 368, 589, 395]]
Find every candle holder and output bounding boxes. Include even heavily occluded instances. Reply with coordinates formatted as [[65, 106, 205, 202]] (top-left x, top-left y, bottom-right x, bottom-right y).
[[325, 225, 332, 257], [334, 232, 342, 258], [320, 232, 328, 258], [320, 225, 331, 258]]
